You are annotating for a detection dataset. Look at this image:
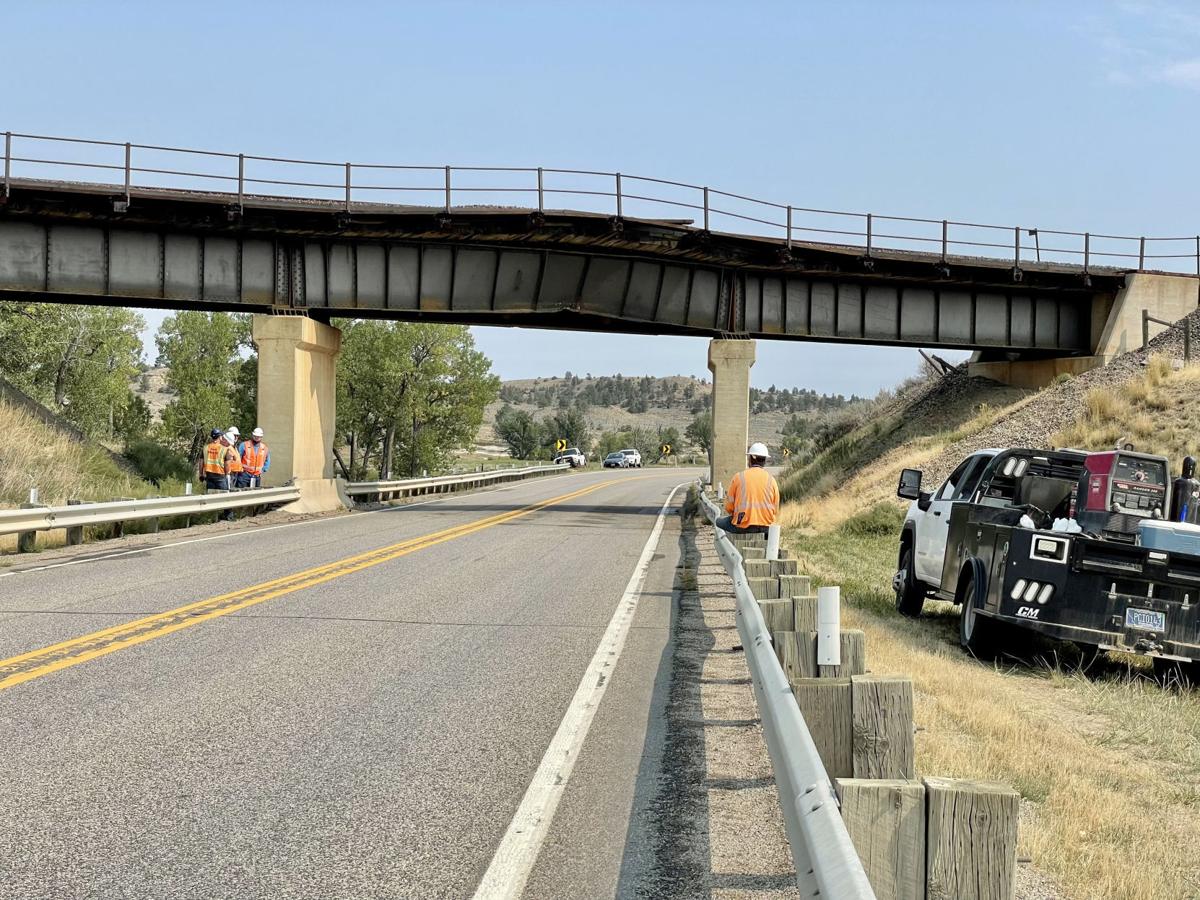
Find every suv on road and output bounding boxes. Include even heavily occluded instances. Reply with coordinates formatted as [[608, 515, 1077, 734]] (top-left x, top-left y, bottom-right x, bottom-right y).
[[894, 447, 1200, 682], [554, 447, 586, 468], [620, 449, 642, 468]]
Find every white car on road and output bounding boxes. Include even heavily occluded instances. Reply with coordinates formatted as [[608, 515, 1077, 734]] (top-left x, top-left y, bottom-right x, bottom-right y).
[[620, 449, 642, 468]]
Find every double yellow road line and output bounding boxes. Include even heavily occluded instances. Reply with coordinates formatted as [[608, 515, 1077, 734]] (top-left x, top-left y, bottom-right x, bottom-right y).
[[0, 476, 627, 693]]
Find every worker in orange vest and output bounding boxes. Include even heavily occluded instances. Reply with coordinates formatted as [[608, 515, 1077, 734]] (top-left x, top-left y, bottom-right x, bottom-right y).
[[238, 427, 270, 488], [717, 442, 779, 535], [200, 428, 231, 492]]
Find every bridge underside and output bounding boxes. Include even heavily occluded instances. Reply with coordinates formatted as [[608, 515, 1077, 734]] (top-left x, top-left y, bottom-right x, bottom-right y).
[[0, 180, 1115, 355]]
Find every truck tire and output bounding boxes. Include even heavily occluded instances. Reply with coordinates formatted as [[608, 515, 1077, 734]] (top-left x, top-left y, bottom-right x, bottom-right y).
[[893, 543, 925, 618], [957, 566, 997, 659], [1152, 657, 1199, 689]]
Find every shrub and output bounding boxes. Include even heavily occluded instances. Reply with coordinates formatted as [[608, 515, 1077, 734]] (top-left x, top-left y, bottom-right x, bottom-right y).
[[124, 439, 193, 485]]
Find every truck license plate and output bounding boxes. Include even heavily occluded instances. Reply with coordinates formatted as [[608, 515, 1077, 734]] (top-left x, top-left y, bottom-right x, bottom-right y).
[[1125, 608, 1166, 632]]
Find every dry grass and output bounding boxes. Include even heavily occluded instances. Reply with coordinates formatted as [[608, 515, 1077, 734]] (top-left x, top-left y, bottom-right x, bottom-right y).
[[788, 522, 1200, 899], [0, 400, 164, 553], [1054, 356, 1200, 459], [779, 355, 1200, 898]]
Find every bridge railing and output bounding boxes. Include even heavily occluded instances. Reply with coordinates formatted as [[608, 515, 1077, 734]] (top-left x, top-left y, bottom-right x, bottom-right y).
[[4, 128, 1199, 275]]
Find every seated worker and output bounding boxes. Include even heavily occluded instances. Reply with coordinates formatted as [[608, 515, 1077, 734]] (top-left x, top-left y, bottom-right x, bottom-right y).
[[717, 442, 779, 534]]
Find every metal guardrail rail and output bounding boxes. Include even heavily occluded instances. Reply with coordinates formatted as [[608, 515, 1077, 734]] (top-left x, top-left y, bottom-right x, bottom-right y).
[[0, 485, 301, 539], [698, 489, 876, 899], [345, 463, 568, 499], [3, 128, 1200, 275]]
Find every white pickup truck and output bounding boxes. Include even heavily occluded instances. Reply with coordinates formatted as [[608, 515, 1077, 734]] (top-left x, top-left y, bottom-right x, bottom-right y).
[[894, 446, 1200, 684], [554, 447, 587, 468]]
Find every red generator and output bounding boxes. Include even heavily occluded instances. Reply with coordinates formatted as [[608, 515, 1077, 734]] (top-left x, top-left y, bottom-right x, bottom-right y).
[[1076, 450, 1171, 542]]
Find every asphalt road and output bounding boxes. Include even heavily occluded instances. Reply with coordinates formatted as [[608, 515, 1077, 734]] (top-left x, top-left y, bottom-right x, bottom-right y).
[[0, 467, 699, 899]]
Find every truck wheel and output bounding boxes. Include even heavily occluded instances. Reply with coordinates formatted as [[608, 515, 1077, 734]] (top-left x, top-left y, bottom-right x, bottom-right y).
[[1152, 657, 1199, 689], [893, 544, 925, 618], [957, 568, 997, 658]]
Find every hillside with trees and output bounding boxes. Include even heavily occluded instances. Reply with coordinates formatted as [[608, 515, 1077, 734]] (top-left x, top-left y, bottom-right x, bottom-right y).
[[486, 373, 864, 463]]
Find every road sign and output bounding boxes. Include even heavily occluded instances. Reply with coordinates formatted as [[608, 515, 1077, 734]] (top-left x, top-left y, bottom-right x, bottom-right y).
[[782, 447, 791, 457], [660, 443, 672, 456], [555, 438, 568, 452]]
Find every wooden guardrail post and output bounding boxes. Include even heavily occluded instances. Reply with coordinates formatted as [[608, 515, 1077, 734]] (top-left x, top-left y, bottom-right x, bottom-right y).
[[924, 777, 1019, 900], [17, 500, 41, 552], [789, 677, 853, 777], [851, 675, 915, 779], [836, 778, 926, 900], [66, 498, 85, 546]]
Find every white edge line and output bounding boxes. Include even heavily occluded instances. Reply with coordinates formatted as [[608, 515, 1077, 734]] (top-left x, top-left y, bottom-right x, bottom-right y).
[[5, 473, 588, 577], [471, 480, 688, 900]]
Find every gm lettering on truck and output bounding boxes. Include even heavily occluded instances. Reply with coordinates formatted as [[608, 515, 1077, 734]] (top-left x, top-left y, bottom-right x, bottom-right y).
[[1016, 606, 1041, 619]]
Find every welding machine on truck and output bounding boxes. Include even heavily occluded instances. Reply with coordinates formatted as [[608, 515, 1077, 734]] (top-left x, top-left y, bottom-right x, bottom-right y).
[[893, 447, 1200, 684]]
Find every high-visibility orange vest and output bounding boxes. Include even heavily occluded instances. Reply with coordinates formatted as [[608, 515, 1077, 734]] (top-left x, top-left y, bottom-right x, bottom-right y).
[[203, 441, 227, 475], [226, 443, 243, 474], [242, 441, 268, 476], [725, 466, 779, 527]]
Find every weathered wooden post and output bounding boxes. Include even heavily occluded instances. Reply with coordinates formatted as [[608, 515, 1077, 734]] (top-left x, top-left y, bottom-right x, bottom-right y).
[[852, 675, 916, 779], [66, 498, 85, 546], [924, 777, 1019, 900], [836, 778, 926, 900], [789, 677, 853, 778]]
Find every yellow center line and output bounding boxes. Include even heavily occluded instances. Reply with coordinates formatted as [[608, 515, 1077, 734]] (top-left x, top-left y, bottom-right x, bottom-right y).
[[0, 475, 649, 693]]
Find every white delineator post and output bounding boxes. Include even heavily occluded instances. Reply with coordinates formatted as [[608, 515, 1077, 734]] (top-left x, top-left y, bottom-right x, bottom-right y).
[[817, 586, 842, 666], [766, 523, 781, 560]]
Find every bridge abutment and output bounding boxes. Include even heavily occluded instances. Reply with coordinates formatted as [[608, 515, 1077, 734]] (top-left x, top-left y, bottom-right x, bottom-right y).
[[707, 339, 756, 491], [969, 272, 1200, 388], [253, 315, 347, 513]]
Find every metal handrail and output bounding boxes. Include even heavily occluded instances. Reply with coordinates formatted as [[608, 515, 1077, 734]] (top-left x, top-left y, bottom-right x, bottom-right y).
[[3, 128, 1199, 275], [0, 485, 301, 537], [696, 489, 875, 898], [344, 463, 568, 497]]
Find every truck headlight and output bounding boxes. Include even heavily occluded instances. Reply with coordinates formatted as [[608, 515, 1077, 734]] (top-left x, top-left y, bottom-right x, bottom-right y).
[[1011, 579, 1028, 600], [1038, 583, 1054, 605], [1024, 581, 1040, 603]]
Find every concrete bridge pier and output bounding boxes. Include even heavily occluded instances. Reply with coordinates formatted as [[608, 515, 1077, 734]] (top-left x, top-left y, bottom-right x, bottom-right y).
[[708, 339, 756, 492], [253, 315, 347, 513]]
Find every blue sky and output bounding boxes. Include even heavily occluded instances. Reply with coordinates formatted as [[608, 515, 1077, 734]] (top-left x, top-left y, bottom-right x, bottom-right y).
[[5, 1, 1199, 395]]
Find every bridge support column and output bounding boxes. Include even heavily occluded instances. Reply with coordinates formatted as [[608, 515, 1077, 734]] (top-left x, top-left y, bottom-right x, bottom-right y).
[[707, 339, 756, 492], [253, 315, 347, 513]]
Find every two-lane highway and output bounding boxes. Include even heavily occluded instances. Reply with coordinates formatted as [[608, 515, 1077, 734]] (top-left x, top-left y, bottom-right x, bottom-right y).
[[0, 468, 698, 899]]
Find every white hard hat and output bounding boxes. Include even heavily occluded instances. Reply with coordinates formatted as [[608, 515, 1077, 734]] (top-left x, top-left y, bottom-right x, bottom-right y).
[[748, 442, 770, 459], [227, 426, 240, 436], [252, 427, 264, 438]]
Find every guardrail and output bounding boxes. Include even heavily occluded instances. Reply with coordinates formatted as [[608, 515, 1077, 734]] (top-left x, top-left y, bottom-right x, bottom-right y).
[[4, 128, 1200, 275], [697, 489, 876, 898], [0, 485, 301, 547], [345, 463, 568, 501]]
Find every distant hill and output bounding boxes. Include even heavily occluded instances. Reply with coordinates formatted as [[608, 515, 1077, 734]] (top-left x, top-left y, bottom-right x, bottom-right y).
[[480, 373, 862, 452]]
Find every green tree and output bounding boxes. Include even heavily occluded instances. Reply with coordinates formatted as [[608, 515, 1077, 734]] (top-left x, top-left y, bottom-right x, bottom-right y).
[[0, 302, 145, 439], [655, 425, 681, 462], [495, 405, 541, 459], [543, 404, 591, 455], [337, 321, 499, 478], [686, 412, 714, 467], [155, 312, 251, 463]]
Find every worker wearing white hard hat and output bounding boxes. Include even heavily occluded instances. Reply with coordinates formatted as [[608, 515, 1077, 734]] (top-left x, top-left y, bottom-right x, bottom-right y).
[[716, 441, 779, 535], [237, 426, 271, 489]]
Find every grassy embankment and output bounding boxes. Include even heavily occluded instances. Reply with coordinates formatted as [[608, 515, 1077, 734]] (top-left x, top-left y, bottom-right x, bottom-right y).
[[0, 400, 185, 554], [779, 359, 1200, 900]]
